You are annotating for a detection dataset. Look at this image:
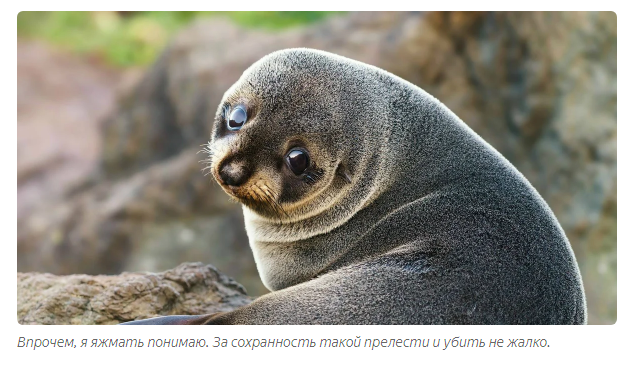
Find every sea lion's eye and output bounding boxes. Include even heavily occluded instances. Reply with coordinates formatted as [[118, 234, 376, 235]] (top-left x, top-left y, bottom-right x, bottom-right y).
[[227, 106, 247, 130], [286, 149, 309, 175]]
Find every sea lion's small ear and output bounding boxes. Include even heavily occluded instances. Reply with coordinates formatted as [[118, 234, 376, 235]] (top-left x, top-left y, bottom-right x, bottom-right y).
[[337, 163, 352, 184]]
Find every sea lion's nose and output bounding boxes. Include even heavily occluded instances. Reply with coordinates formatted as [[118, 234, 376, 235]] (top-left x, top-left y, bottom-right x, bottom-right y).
[[218, 161, 250, 187]]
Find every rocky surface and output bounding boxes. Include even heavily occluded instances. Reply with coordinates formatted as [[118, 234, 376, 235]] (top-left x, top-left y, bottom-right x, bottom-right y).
[[18, 12, 616, 323], [17, 263, 251, 325], [17, 41, 135, 221]]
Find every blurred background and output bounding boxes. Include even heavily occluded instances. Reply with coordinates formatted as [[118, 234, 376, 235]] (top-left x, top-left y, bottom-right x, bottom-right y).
[[17, 11, 616, 324]]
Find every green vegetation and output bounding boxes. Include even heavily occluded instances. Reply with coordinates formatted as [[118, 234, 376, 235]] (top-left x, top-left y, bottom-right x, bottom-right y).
[[17, 11, 339, 67]]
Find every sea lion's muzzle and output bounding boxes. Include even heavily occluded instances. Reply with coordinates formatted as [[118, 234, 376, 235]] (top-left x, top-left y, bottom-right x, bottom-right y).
[[214, 161, 279, 212]]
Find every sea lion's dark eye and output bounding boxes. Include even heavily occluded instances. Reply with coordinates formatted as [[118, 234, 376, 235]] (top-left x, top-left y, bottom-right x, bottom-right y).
[[286, 149, 309, 175], [227, 106, 247, 130]]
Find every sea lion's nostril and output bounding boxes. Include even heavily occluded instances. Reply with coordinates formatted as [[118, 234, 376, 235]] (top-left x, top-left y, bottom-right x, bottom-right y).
[[219, 162, 250, 187]]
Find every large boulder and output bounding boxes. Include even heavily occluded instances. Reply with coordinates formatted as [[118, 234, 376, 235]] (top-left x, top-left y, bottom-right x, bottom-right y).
[[17, 262, 251, 325]]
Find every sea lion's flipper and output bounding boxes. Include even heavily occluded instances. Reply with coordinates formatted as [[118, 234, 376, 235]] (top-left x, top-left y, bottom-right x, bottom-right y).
[[120, 313, 220, 325]]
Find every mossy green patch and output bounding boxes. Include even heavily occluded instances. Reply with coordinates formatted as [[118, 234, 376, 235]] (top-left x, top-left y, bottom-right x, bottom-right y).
[[18, 11, 341, 67]]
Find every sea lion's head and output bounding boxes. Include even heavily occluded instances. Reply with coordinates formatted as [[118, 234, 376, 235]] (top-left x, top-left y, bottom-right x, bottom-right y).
[[207, 49, 413, 290], [207, 49, 395, 234], [207, 82, 350, 222]]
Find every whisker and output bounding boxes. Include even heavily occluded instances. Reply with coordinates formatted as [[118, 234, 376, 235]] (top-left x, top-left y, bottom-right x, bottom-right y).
[[253, 184, 282, 219], [262, 185, 288, 219]]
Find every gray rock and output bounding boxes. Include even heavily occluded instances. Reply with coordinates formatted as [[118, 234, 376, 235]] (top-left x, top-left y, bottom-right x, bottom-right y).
[[17, 262, 251, 325]]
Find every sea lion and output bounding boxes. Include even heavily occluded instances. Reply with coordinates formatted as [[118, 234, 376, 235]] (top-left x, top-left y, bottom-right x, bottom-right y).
[[123, 48, 586, 325]]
